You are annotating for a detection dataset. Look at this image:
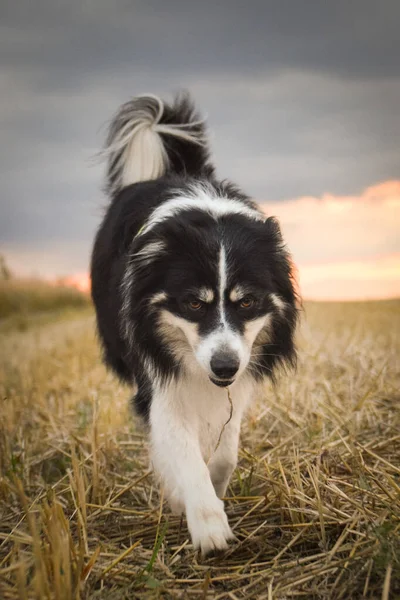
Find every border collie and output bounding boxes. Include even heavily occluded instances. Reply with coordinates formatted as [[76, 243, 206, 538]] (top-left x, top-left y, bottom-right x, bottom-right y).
[[91, 93, 298, 555]]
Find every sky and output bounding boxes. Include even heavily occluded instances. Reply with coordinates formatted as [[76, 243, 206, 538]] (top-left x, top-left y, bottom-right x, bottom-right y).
[[1, 0, 399, 300]]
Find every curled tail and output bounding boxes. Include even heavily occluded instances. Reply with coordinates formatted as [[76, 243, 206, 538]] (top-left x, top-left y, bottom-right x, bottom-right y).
[[102, 92, 212, 196]]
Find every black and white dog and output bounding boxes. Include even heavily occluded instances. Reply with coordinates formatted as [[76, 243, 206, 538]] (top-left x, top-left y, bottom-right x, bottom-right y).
[[91, 93, 298, 555]]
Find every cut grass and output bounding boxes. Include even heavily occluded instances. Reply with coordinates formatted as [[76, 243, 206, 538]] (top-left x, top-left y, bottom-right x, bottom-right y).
[[0, 300, 399, 599]]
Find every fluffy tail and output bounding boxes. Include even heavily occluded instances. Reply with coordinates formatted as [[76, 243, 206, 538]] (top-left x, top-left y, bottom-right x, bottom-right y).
[[102, 93, 211, 196]]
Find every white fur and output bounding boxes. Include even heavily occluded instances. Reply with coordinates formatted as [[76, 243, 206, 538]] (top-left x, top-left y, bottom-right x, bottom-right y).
[[229, 285, 247, 302], [120, 263, 136, 346], [123, 125, 167, 187], [103, 95, 206, 191], [196, 328, 246, 379], [121, 241, 166, 346], [159, 310, 200, 350], [150, 372, 255, 554], [198, 287, 214, 303], [244, 314, 272, 347], [270, 293, 286, 316], [219, 245, 228, 326], [149, 291, 168, 305], [136, 182, 264, 238], [134, 240, 166, 265]]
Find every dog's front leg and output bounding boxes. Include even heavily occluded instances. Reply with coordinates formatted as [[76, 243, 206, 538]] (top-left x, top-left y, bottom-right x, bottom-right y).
[[149, 388, 234, 555], [208, 419, 241, 499]]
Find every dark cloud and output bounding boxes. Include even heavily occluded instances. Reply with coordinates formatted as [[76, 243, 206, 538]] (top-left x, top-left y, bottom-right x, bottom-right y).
[[1, 0, 399, 275], [2, 1, 400, 83]]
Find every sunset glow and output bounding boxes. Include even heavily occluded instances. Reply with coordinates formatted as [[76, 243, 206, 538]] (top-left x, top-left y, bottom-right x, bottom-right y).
[[299, 253, 400, 301], [262, 180, 400, 300], [61, 273, 91, 294]]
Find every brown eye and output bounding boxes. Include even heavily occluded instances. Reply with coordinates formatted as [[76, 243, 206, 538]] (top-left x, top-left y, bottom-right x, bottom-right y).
[[189, 300, 203, 311], [239, 297, 255, 309]]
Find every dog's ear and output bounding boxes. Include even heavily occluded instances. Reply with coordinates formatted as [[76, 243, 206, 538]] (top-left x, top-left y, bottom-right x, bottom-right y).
[[258, 216, 299, 376], [264, 216, 284, 244], [263, 216, 299, 308], [263, 216, 289, 276]]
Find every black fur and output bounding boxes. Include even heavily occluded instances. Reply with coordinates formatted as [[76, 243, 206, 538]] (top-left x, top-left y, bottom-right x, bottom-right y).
[[91, 93, 299, 421]]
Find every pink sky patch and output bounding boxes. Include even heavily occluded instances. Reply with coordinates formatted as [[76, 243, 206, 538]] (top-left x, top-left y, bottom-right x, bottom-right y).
[[261, 180, 400, 300]]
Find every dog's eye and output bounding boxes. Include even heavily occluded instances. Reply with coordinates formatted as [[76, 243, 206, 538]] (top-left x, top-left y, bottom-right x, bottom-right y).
[[239, 296, 255, 309], [188, 299, 203, 311]]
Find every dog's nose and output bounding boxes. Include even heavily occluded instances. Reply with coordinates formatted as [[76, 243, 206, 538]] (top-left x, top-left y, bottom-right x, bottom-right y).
[[210, 353, 240, 380]]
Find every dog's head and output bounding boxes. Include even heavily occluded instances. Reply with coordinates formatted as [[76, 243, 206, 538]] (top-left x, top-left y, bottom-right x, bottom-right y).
[[122, 204, 298, 386]]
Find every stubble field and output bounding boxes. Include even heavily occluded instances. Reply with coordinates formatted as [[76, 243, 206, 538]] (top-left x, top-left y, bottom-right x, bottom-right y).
[[0, 299, 399, 599]]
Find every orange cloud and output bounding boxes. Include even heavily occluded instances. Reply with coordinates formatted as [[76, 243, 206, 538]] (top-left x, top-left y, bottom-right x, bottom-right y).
[[262, 180, 400, 300]]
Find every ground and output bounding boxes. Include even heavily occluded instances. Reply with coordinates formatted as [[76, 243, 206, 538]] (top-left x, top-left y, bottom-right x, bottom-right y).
[[0, 300, 399, 599]]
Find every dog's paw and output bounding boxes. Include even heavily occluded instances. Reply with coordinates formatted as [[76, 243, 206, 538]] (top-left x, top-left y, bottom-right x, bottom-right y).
[[187, 500, 235, 556]]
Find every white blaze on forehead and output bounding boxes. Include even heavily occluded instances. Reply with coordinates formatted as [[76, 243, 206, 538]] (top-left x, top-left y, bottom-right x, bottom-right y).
[[136, 183, 264, 237], [218, 245, 228, 325]]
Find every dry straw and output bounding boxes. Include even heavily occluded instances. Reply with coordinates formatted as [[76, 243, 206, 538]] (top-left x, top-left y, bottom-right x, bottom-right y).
[[0, 300, 399, 598]]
